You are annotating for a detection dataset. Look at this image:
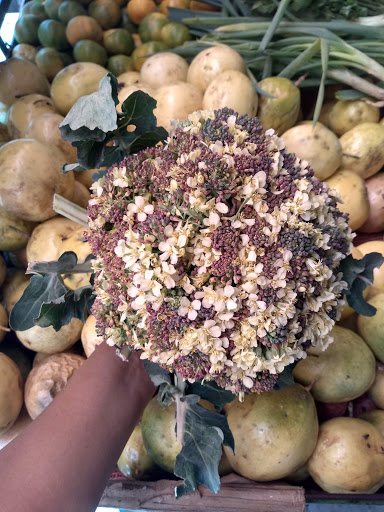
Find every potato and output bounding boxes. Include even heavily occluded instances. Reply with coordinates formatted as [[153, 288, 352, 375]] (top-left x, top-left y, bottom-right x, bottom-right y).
[[154, 82, 203, 131], [0, 305, 8, 344], [256, 77, 300, 135], [358, 293, 384, 363], [27, 217, 80, 263], [16, 317, 83, 354], [318, 100, 337, 127], [356, 241, 384, 297], [117, 81, 156, 114], [4, 279, 29, 315], [51, 62, 107, 116], [59, 227, 92, 289], [33, 352, 51, 368], [368, 363, 384, 409], [71, 180, 91, 209], [338, 123, 384, 179], [293, 326, 375, 403], [0, 407, 32, 450], [360, 409, 384, 436], [25, 112, 77, 164], [81, 315, 103, 357], [117, 71, 140, 86], [308, 417, 384, 493], [0, 206, 36, 252], [117, 424, 158, 480], [0, 354, 23, 436], [140, 53, 188, 90], [328, 100, 380, 136], [282, 122, 341, 181], [0, 253, 5, 289], [25, 353, 85, 419], [75, 169, 96, 189], [7, 94, 57, 139], [0, 58, 50, 108], [224, 384, 318, 481], [285, 463, 310, 484], [0, 140, 75, 222], [1, 270, 30, 306], [359, 173, 384, 233], [203, 70, 258, 117], [187, 45, 246, 94], [326, 170, 369, 231]]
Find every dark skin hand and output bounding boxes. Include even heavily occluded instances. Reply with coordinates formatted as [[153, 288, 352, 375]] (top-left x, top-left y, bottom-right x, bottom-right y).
[[0, 342, 156, 512]]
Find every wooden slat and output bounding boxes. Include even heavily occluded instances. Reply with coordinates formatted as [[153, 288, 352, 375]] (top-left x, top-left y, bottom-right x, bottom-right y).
[[100, 473, 306, 512]]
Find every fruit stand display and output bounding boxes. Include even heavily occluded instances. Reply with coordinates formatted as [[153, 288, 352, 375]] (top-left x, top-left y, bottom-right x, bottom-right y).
[[2, 0, 384, 510]]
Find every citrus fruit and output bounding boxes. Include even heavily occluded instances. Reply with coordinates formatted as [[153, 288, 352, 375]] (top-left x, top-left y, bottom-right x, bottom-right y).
[[44, 0, 66, 19], [160, 21, 190, 47], [12, 43, 37, 62], [66, 15, 103, 46], [58, 0, 87, 23], [38, 19, 70, 51], [107, 55, 134, 76], [14, 15, 41, 45], [73, 40, 108, 66], [88, 0, 121, 29], [139, 12, 169, 43], [159, 0, 190, 15], [103, 28, 134, 55], [35, 48, 65, 80], [21, 2, 48, 20], [131, 41, 168, 71], [126, 0, 157, 25]]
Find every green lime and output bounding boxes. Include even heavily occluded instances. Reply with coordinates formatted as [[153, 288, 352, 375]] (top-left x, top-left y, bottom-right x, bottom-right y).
[[58, 1, 87, 23], [107, 54, 134, 76], [44, 0, 66, 19], [21, 2, 48, 21], [73, 39, 108, 66], [131, 41, 169, 71], [160, 22, 191, 48], [103, 28, 134, 55], [14, 15, 41, 45], [139, 12, 169, 43], [38, 19, 70, 51], [35, 47, 65, 81]]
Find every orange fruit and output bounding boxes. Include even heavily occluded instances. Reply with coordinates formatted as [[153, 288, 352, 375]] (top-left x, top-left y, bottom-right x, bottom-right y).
[[190, 1, 219, 10], [66, 15, 103, 46], [159, 0, 190, 15], [126, 0, 157, 25], [160, 21, 190, 48], [88, 0, 121, 30]]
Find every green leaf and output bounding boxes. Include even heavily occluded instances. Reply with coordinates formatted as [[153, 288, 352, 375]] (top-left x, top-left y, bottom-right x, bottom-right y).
[[187, 381, 235, 411], [73, 139, 107, 169], [335, 89, 367, 100], [273, 362, 296, 390], [339, 252, 384, 316], [174, 395, 234, 498], [120, 90, 159, 134], [59, 74, 118, 143], [129, 128, 168, 153], [34, 285, 94, 331], [312, 38, 329, 126], [28, 252, 78, 275], [9, 274, 67, 331], [143, 360, 173, 386]]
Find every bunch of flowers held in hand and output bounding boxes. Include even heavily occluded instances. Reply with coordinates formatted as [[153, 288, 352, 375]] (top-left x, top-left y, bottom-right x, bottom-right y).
[[87, 108, 353, 395]]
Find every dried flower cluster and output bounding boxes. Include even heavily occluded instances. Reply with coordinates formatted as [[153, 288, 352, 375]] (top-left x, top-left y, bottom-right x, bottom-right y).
[[87, 108, 353, 394]]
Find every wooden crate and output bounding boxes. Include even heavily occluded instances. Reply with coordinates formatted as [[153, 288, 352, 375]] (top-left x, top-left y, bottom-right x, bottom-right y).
[[99, 473, 306, 511]]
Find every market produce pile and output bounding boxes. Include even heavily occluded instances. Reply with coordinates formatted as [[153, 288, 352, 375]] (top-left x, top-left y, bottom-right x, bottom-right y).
[[3, 0, 384, 501]]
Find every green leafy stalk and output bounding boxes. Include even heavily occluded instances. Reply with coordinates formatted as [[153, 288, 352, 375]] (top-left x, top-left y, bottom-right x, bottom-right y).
[[312, 38, 329, 125], [259, 0, 292, 53]]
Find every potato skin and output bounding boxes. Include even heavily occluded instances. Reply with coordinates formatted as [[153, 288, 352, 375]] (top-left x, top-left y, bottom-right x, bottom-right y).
[[338, 122, 384, 179], [328, 100, 380, 136], [7, 94, 57, 139], [25, 353, 85, 419], [203, 70, 258, 117], [326, 170, 369, 231], [0, 140, 75, 222], [308, 417, 384, 493], [27, 217, 79, 263], [368, 364, 384, 409], [359, 173, 384, 233], [0, 354, 23, 436], [154, 82, 203, 131], [187, 46, 246, 94], [224, 384, 318, 481], [81, 315, 103, 357], [282, 122, 341, 181], [358, 293, 384, 363], [293, 326, 375, 403], [140, 52, 188, 90]]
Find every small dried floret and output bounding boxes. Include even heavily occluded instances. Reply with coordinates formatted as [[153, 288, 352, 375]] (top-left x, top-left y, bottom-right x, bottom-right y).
[[87, 108, 353, 395]]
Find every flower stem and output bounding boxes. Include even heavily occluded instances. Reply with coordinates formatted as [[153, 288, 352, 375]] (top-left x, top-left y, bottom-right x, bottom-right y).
[[53, 195, 89, 228], [175, 372, 186, 445]]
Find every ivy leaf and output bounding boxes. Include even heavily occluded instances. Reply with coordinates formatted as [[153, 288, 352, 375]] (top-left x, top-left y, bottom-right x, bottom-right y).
[[339, 252, 384, 316], [273, 362, 296, 391], [34, 285, 94, 331], [73, 139, 108, 169], [9, 274, 67, 331], [129, 128, 168, 154], [27, 251, 78, 275], [174, 395, 234, 499], [187, 381, 235, 411], [59, 74, 118, 143], [120, 90, 158, 133]]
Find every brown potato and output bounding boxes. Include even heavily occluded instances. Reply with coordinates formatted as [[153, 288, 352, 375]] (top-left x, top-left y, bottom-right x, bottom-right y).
[[4, 279, 30, 315], [359, 409, 384, 436], [25, 353, 85, 419], [357, 293, 384, 363], [338, 123, 384, 179], [140, 53, 188, 90], [16, 318, 83, 354], [187, 46, 246, 94], [359, 173, 384, 233], [0, 206, 36, 252], [81, 315, 103, 357], [7, 94, 57, 139], [328, 100, 380, 136], [203, 70, 258, 117], [326, 170, 369, 231], [59, 227, 92, 289], [26, 112, 77, 164], [71, 180, 91, 209], [0, 140, 75, 222], [75, 169, 95, 189], [0, 407, 32, 450], [27, 217, 80, 263], [356, 241, 384, 297], [308, 417, 384, 493], [368, 363, 384, 409], [282, 122, 341, 181], [117, 424, 158, 480], [0, 354, 23, 436]]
